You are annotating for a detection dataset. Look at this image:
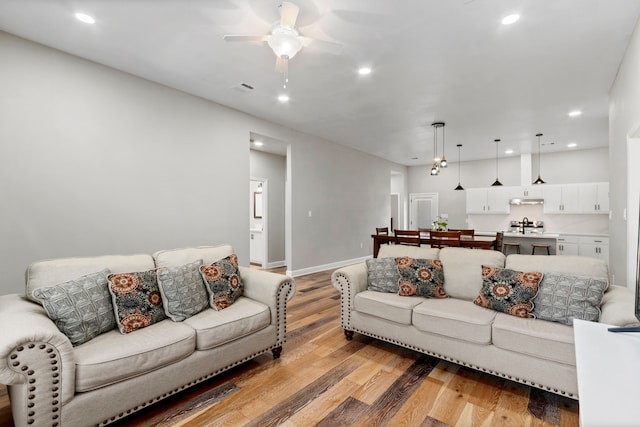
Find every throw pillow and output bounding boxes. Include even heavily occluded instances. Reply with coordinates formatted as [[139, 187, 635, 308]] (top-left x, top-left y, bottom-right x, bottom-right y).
[[32, 269, 115, 346], [396, 257, 447, 298], [200, 254, 244, 311], [533, 273, 608, 325], [157, 259, 209, 322], [474, 266, 543, 318], [108, 269, 166, 334], [366, 258, 400, 293]]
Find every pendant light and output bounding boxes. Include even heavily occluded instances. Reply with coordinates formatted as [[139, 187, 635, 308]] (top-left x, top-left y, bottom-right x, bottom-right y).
[[454, 144, 464, 190], [491, 139, 503, 186], [438, 122, 447, 168], [533, 133, 546, 184], [430, 122, 443, 175]]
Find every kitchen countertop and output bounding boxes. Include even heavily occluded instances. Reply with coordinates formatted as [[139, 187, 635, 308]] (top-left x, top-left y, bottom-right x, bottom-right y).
[[502, 232, 559, 239]]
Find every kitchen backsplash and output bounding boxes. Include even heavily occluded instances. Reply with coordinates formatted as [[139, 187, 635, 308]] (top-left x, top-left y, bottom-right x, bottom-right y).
[[466, 204, 609, 235]]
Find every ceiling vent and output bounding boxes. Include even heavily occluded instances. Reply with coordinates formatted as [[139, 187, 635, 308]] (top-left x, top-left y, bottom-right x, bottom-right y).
[[232, 82, 255, 93]]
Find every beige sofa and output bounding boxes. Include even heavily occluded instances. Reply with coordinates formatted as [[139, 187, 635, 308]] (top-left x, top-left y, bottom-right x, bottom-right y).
[[332, 245, 637, 399], [0, 245, 295, 427]]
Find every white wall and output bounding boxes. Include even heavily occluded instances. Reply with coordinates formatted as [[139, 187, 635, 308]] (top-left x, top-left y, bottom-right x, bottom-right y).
[[0, 31, 405, 293], [610, 18, 640, 288], [250, 150, 286, 266]]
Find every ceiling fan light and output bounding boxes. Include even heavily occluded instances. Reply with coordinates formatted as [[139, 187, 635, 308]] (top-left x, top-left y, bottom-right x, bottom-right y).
[[267, 27, 303, 59]]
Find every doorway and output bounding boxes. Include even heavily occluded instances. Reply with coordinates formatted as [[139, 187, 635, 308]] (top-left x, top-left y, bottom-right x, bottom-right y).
[[409, 193, 439, 230]]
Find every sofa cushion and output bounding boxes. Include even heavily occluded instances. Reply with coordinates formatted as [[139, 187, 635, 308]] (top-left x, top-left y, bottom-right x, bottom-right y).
[[31, 269, 115, 346], [153, 245, 234, 268], [353, 290, 424, 325], [73, 319, 196, 392], [108, 269, 167, 333], [396, 257, 447, 298], [492, 313, 575, 366], [200, 254, 244, 311], [439, 248, 505, 301], [413, 298, 496, 344], [366, 258, 400, 293], [533, 273, 608, 325], [26, 254, 155, 303], [505, 254, 608, 279], [157, 259, 209, 322], [378, 245, 440, 260], [184, 297, 271, 350], [474, 266, 542, 318]]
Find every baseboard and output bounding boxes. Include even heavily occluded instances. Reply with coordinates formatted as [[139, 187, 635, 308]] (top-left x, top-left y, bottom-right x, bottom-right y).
[[266, 260, 286, 269], [286, 255, 372, 277]]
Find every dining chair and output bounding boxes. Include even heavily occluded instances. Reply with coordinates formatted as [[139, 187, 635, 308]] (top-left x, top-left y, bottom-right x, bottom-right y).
[[394, 229, 421, 247], [494, 231, 504, 252], [375, 227, 389, 235], [430, 231, 462, 248], [449, 228, 475, 238]]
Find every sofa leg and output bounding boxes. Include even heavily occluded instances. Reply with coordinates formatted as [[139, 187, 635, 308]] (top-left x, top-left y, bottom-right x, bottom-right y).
[[272, 346, 282, 359], [344, 329, 354, 340]]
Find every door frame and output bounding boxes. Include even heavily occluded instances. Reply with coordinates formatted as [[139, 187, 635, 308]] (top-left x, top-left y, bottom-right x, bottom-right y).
[[250, 177, 268, 269]]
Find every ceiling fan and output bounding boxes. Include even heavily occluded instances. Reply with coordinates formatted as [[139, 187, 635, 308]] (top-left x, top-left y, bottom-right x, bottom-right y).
[[223, 2, 341, 87]]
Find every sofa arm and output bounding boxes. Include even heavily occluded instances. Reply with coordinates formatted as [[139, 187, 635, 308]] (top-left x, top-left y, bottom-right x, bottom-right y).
[[239, 267, 296, 347], [331, 263, 368, 331], [600, 285, 639, 326], [0, 294, 76, 426]]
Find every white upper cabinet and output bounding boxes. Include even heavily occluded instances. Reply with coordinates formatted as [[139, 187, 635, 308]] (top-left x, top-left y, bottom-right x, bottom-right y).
[[466, 187, 512, 214], [543, 184, 580, 213], [514, 185, 544, 198], [578, 182, 610, 213]]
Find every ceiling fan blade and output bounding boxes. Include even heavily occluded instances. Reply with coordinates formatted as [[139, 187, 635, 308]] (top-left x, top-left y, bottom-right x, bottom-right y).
[[223, 35, 268, 42], [275, 57, 288, 73], [280, 2, 300, 28], [301, 37, 343, 55]]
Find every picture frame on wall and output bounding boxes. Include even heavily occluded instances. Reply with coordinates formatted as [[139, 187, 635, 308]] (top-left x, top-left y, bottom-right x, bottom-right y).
[[254, 192, 263, 219]]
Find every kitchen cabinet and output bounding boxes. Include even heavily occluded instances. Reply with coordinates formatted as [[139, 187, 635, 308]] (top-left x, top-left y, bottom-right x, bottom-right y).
[[543, 184, 580, 213], [578, 183, 609, 213], [578, 236, 609, 263], [466, 187, 511, 214], [513, 185, 544, 198], [556, 235, 579, 256]]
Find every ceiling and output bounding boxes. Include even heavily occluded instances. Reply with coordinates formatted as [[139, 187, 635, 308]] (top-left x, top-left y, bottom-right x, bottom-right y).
[[1, 0, 639, 165]]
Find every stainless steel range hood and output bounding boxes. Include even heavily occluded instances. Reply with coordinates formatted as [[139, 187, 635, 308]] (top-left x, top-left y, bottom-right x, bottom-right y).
[[509, 198, 544, 205]]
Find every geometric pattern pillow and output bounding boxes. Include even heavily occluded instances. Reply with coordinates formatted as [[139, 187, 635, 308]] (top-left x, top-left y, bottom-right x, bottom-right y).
[[31, 269, 115, 346], [533, 273, 608, 325], [107, 269, 166, 334], [474, 266, 543, 318], [199, 254, 243, 311], [396, 257, 447, 298], [366, 257, 400, 293], [157, 259, 209, 322]]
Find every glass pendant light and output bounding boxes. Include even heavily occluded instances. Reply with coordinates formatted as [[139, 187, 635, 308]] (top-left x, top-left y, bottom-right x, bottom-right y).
[[491, 139, 503, 186], [437, 122, 447, 168], [533, 133, 546, 184], [454, 144, 464, 190]]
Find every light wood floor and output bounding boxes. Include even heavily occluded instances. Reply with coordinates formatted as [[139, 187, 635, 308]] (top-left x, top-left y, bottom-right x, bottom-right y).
[[0, 267, 579, 427]]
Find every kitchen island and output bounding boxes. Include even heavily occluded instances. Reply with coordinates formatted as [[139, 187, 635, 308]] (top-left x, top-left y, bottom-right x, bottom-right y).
[[501, 232, 559, 255]]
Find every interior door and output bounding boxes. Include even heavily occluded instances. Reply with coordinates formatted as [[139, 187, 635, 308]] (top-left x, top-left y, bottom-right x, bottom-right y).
[[409, 193, 439, 229]]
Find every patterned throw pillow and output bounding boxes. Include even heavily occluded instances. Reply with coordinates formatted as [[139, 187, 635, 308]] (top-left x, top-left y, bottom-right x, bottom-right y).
[[199, 254, 243, 311], [108, 269, 166, 334], [474, 266, 543, 318], [157, 259, 209, 322], [32, 269, 115, 346], [396, 257, 447, 298], [366, 258, 400, 293], [533, 273, 608, 325]]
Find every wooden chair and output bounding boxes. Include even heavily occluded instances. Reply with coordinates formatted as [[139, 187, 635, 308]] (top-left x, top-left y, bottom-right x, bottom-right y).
[[430, 231, 461, 248], [449, 228, 475, 238], [494, 231, 504, 252], [394, 229, 421, 247], [375, 227, 389, 235]]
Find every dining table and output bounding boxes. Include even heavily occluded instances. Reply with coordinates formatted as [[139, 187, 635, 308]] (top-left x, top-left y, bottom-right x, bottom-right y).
[[371, 232, 497, 258]]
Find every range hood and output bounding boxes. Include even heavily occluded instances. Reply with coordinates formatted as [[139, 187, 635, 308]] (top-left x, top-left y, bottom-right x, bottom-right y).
[[509, 198, 544, 205]]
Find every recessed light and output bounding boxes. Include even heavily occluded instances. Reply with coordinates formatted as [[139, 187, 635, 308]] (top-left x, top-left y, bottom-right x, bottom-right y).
[[505, 149, 514, 155], [277, 94, 289, 102], [568, 110, 582, 117], [501, 14, 520, 25], [253, 140, 264, 147], [358, 67, 372, 76], [75, 12, 95, 24], [568, 143, 577, 148]]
